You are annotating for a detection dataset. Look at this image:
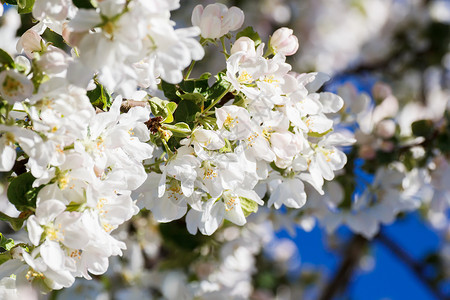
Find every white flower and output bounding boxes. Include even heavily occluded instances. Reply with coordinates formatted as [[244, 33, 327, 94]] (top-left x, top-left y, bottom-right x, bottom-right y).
[[216, 105, 253, 140], [0, 70, 34, 103], [33, 0, 75, 34], [191, 3, 244, 39], [0, 125, 43, 172], [37, 45, 72, 76], [268, 176, 307, 209]]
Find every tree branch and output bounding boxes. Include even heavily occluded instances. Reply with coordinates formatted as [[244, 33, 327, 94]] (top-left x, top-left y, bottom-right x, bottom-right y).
[[376, 231, 450, 300], [318, 234, 368, 300]]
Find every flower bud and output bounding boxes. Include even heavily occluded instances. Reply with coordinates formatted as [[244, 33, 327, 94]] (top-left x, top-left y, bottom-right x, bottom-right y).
[[231, 37, 256, 57], [375, 119, 396, 139], [380, 141, 394, 152], [270, 27, 299, 56], [192, 4, 244, 39], [17, 29, 43, 58], [37, 45, 71, 75], [0, 70, 34, 103], [14, 56, 32, 74], [359, 144, 376, 160]]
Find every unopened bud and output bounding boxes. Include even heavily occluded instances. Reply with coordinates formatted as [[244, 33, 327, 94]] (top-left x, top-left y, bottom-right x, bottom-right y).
[[380, 141, 394, 152], [359, 144, 376, 160], [231, 37, 256, 57], [270, 27, 299, 56], [159, 127, 173, 142], [375, 119, 396, 139], [17, 29, 43, 58]]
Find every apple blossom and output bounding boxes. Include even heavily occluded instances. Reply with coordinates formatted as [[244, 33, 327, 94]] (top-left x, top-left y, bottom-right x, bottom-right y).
[[192, 3, 244, 39], [0, 70, 33, 103]]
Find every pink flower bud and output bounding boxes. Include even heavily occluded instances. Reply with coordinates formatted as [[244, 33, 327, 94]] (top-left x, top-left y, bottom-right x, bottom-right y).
[[380, 141, 394, 152], [270, 27, 299, 56], [359, 144, 376, 160], [192, 4, 244, 39], [231, 37, 256, 57], [37, 45, 71, 75], [375, 119, 396, 139], [17, 29, 43, 58]]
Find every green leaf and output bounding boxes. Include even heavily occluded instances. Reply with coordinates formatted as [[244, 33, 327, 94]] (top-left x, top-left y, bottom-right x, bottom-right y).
[[240, 197, 258, 217], [236, 26, 261, 47], [437, 133, 450, 153], [87, 82, 112, 110], [160, 80, 181, 102], [411, 119, 434, 137], [207, 72, 231, 104], [7, 172, 41, 211], [0, 252, 12, 265], [159, 221, 207, 251], [72, 0, 95, 9], [4, 0, 18, 5], [0, 212, 26, 231], [173, 100, 201, 127], [179, 74, 210, 95], [0, 233, 15, 252], [17, 0, 35, 14], [163, 122, 191, 137], [0, 49, 15, 68], [177, 92, 206, 105], [149, 97, 177, 123]]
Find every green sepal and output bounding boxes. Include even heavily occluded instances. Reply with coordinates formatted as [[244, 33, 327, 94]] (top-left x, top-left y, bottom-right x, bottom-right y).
[[219, 138, 232, 153], [163, 122, 191, 137], [308, 128, 333, 138], [240, 197, 258, 217]]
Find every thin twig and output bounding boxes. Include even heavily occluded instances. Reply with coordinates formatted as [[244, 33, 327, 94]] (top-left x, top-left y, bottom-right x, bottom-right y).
[[319, 235, 368, 300], [377, 231, 450, 300]]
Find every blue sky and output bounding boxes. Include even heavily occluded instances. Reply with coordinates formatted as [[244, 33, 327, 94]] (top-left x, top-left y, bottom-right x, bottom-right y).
[[276, 212, 442, 300]]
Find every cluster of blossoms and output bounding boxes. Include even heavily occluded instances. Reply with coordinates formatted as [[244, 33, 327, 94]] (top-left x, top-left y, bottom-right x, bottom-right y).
[[136, 28, 353, 236], [0, 0, 350, 295], [0, 58, 154, 289]]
